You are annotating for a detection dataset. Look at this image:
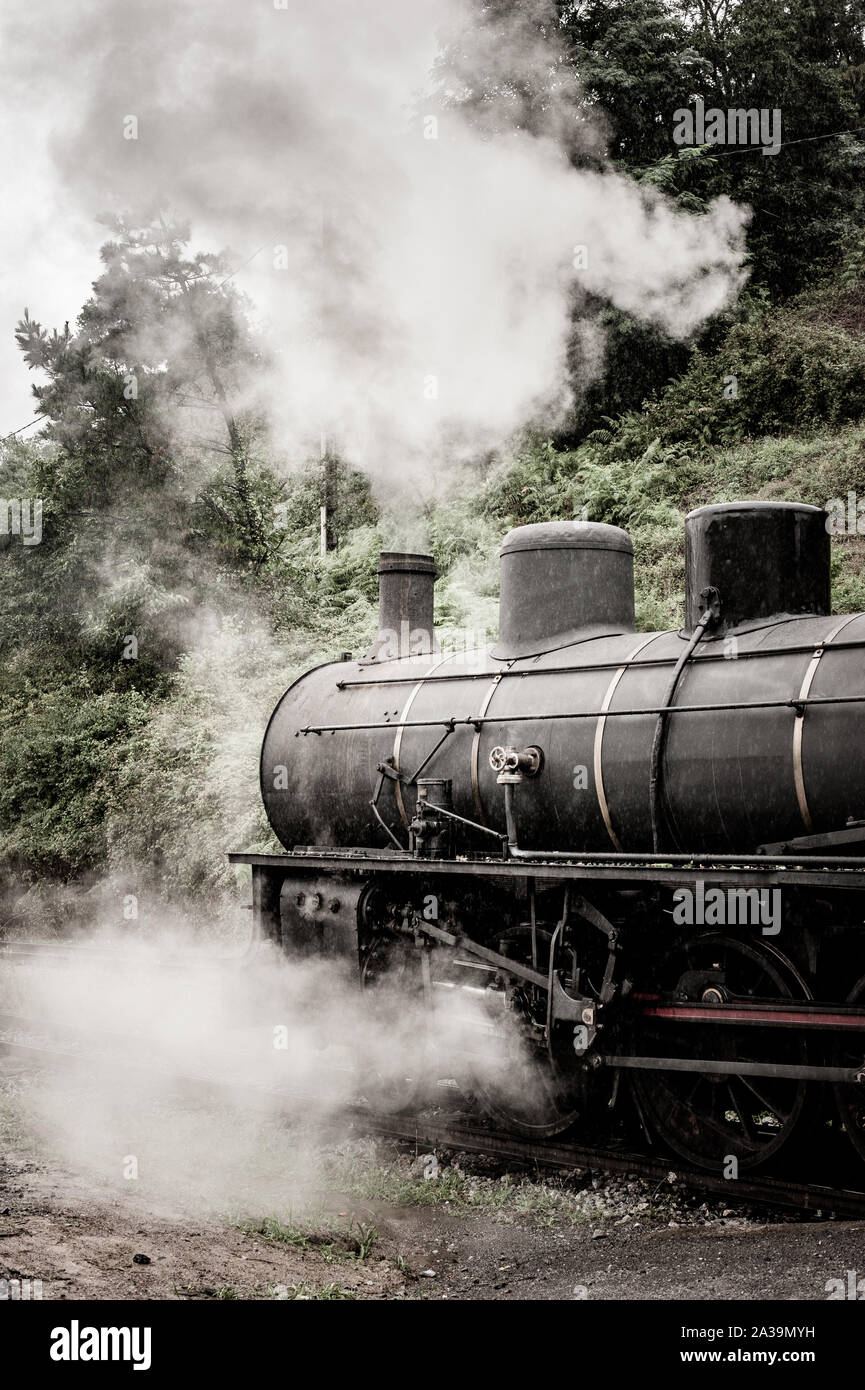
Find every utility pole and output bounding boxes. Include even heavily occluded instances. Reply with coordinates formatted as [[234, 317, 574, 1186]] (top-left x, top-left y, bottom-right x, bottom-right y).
[[318, 206, 337, 557], [319, 430, 337, 556]]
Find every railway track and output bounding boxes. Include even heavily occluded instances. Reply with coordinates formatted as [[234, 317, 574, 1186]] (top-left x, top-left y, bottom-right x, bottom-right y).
[[3, 1009, 865, 1222], [362, 1112, 865, 1221]]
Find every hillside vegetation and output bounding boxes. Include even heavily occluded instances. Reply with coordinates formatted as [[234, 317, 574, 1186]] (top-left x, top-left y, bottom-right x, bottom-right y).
[[4, 267, 864, 926], [3, 0, 865, 931]]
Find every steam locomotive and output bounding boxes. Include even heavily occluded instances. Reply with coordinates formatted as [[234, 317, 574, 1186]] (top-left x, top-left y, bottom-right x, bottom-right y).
[[231, 501, 865, 1174]]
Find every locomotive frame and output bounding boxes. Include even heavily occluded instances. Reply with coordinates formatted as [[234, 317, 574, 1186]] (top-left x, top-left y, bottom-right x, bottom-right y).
[[231, 832, 865, 1170], [232, 500, 865, 1174]]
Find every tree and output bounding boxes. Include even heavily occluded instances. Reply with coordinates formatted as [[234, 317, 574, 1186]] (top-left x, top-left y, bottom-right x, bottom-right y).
[[15, 215, 275, 564], [559, 0, 865, 296]]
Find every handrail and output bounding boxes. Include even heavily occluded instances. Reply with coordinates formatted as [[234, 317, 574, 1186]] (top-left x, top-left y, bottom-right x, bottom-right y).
[[298, 692, 865, 736], [334, 634, 865, 689]]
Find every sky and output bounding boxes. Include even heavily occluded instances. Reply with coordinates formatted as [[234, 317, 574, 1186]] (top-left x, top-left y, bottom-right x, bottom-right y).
[[0, 105, 103, 433]]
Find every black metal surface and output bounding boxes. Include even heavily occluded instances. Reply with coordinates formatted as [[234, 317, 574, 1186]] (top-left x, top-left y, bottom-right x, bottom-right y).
[[299, 693, 865, 732], [367, 551, 436, 660], [648, 593, 717, 852], [684, 501, 830, 633], [758, 824, 865, 855], [492, 520, 635, 660], [335, 636, 865, 688], [257, 503, 864, 914], [277, 873, 365, 961], [601, 1055, 862, 1083], [229, 848, 865, 889], [261, 615, 865, 859], [242, 490, 865, 1210]]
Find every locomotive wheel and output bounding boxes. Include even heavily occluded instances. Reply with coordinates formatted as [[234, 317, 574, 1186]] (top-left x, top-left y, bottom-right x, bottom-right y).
[[470, 1026, 584, 1138], [631, 935, 811, 1173], [832, 973, 865, 1164], [468, 925, 603, 1139]]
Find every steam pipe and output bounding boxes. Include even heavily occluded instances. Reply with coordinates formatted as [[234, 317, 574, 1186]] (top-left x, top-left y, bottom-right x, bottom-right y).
[[333, 636, 865, 689], [499, 782, 865, 866], [368, 551, 437, 661], [298, 691, 865, 735]]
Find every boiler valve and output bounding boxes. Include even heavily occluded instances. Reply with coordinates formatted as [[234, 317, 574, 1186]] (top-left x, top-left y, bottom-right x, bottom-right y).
[[489, 744, 544, 784]]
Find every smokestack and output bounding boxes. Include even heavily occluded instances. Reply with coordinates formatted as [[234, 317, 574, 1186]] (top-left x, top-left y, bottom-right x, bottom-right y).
[[492, 521, 635, 660], [685, 501, 830, 633], [367, 551, 437, 661]]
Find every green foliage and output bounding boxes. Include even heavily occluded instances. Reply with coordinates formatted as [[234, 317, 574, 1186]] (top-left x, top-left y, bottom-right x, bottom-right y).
[[559, 0, 865, 296], [548, 0, 865, 424], [481, 421, 865, 630], [7, 1, 865, 916], [15, 215, 275, 566], [495, 281, 865, 485], [241, 1213, 378, 1262], [0, 679, 151, 879], [645, 313, 865, 446], [560, 0, 713, 169]]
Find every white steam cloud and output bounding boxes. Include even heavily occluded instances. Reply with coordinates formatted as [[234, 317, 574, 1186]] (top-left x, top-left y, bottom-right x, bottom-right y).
[[3, 0, 749, 491], [1, 929, 528, 1212], [0, 2, 750, 1213]]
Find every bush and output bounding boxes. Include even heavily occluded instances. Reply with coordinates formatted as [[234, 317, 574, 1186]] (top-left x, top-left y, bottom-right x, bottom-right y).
[[0, 680, 151, 879]]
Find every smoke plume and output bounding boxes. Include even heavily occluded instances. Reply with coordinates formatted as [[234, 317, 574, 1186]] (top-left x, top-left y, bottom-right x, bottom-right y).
[[1, 928, 528, 1211], [3, 0, 749, 492]]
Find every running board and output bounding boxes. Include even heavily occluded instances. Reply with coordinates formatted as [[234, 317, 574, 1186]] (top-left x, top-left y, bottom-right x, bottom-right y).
[[635, 1001, 865, 1030], [597, 1055, 864, 1083]]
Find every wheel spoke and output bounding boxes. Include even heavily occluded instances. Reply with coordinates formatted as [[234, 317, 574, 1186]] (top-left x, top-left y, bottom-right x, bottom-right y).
[[634, 934, 809, 1171], [834, 974, 865, 1165], [726, 1082, 763, 1149], [737, 1074, 788, 1120]]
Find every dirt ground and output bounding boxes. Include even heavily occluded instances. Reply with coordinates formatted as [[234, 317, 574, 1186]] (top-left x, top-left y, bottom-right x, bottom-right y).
[[5, 937, 861, 1305], [2, 1099, 864, 1302]]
